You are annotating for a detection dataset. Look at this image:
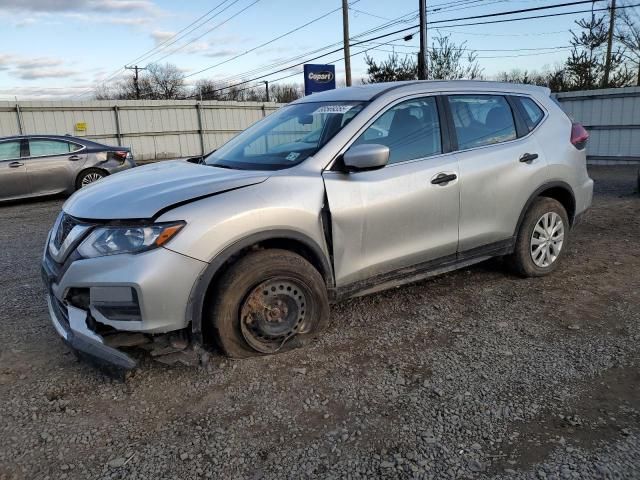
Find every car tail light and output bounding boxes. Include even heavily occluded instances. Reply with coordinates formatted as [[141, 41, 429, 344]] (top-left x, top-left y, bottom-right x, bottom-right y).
[[113, 151, 129, 160], [570, 123, 589, 150]]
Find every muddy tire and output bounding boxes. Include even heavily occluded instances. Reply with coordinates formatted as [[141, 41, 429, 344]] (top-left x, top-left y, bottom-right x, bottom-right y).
[[208, 249, 330, 358], [76, 168, 107, 190], [508, 197, 570, 277]]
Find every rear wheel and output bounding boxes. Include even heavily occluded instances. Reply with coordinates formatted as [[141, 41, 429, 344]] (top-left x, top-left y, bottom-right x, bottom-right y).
[[76, 168, 106, 190], [208, 249, 330, 358], [508, 197, 569, 277]]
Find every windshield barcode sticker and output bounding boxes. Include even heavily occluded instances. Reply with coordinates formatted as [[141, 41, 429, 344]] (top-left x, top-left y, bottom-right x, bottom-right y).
[[313, 105, 353, 115]]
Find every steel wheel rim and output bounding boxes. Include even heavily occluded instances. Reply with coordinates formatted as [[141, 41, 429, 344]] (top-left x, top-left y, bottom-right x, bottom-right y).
[[530, 212, 564, 268], [240, 278, 310, 354], [81, 172, 103, 186]]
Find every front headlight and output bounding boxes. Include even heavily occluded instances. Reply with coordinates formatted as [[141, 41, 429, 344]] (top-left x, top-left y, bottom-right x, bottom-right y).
[[77, 222, 185, 258]]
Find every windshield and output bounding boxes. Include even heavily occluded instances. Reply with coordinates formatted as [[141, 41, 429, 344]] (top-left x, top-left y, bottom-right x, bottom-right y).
[[205, 101, 366, 170]]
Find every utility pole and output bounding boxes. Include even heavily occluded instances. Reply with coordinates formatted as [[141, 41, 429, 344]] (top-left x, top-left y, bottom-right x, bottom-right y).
[[602, 0, 616, 88], [418, 0, 428, 80], [264, 80, 270, 102], [125, 65, 146, 99], [342, 0, 352, 86]]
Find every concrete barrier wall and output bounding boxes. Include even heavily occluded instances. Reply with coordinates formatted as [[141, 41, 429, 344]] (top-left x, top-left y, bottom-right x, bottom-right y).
[[0, 100, 282, 161]]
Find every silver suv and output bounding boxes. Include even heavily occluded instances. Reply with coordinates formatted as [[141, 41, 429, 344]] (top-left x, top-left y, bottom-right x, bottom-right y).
[[42, 81, 593, 372]]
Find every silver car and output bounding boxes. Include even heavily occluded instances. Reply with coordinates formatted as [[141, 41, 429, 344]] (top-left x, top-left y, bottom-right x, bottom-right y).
[[0, 135, 135, 201], [42, 81, 593, 373]]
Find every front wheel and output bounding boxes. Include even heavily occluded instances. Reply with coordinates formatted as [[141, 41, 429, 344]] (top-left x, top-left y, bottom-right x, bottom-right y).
[[508, 197, 570, 277], [208, 249, 330, 358]]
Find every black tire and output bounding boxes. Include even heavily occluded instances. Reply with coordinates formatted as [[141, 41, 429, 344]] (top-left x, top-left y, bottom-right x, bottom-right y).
[[208, 249, 330, 358], [508, 197, 570, 277], [75, 168, 107, 190]]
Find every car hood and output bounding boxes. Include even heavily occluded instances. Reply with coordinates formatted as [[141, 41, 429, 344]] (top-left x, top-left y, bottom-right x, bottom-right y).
[[63, 160, 269, 220]]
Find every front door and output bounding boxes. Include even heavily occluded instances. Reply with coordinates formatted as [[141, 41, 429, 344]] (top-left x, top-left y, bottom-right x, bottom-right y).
[[24, 138, 86, 195], [323, 96, 460, 288], [0, 139, 30, 200]]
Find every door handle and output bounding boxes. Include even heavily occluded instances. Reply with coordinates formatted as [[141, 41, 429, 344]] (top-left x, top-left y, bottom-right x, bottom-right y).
[[431, 172, 457, 185], [519, 153, 538, 163], [68, 155, 82, 161], [8, 161, 23, 168]]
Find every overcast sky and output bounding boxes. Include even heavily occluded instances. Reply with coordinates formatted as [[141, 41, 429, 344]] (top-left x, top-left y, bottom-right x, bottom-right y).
[[0, 0, 617, 99]]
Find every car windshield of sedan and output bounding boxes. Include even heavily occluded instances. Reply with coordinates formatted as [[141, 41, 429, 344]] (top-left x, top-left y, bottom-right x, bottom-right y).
[[205, 101, 366, 170]]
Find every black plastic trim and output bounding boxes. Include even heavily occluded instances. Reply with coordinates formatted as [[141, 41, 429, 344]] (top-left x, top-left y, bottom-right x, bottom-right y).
[[506, 95, 529, 138], [334, 238, 515, 301], [513, 181, 577, 235], [435, 95, 454, 153], [438, 95, 458, 151]]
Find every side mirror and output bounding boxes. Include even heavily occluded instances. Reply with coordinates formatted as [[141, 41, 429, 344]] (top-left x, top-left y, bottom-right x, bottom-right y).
[[343, 144, 389, 172]]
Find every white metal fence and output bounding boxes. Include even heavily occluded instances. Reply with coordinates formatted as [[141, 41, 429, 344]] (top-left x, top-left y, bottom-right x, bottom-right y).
[[555, 86, 640, 164], [2, 87, 639, 163], [0, 100, 281, 161]]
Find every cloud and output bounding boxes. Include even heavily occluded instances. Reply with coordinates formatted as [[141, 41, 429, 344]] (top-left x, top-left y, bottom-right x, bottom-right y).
[[0, 53, 82, 80], [204, 48, 244, 58], [151, 30, 175, 45], [0, 0, 156, 13], [16, 67, 81, 80]]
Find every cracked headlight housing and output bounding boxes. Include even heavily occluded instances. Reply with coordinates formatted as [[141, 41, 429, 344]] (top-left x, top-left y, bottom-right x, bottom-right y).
[[77, 222, 185, 258]]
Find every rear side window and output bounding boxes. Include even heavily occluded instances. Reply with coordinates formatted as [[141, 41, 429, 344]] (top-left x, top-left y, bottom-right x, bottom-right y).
[[29, 139, 79, 157], [0, 141, 21, 160], [517, 97, 545, 132], [447, 95, 516, 150], [353, 96, 442, 164]]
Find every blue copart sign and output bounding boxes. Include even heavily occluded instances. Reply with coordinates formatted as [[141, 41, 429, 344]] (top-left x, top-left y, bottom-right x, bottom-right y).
[[303, 64, 336, 96]]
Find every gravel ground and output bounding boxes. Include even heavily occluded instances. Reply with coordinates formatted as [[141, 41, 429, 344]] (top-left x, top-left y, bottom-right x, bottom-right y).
[[0, 165, 638, 480]]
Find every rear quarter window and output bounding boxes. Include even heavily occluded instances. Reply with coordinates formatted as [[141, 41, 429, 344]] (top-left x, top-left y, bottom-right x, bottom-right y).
[[517, 97, 545, 132]]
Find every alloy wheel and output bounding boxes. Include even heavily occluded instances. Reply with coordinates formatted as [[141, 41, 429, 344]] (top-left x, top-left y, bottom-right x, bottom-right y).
[[530, 212, 565, 268], [81, 172, 103, 187]]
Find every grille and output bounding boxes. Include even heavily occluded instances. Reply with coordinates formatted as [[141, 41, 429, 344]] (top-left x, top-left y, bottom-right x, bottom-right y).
[[53, 213, 79, 250]]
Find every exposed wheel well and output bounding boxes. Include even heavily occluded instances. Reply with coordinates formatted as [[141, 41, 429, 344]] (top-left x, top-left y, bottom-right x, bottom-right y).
[[196, 236, 333, 345], [538, 186, 576, 224]]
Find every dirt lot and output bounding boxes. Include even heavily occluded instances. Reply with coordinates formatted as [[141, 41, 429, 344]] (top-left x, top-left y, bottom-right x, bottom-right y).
[[0, 165, 638, 479]]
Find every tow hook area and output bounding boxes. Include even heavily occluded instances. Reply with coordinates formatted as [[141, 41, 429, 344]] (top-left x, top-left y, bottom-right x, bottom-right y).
[[103, 330, 207, 367]]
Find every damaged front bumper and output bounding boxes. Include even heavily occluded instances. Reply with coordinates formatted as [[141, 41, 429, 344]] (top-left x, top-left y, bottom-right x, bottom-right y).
[[45, 290, 137, 375]]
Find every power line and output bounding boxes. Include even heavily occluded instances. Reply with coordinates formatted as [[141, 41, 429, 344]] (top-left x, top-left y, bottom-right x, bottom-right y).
[[128, 0, 235, 66], [185, 2, 359, 79], [186, 0, 612, 92], [150, 0, 263, 64], [72, 0, 242, 98]]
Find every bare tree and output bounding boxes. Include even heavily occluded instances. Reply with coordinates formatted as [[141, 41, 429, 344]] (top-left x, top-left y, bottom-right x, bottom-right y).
[[146, 63, 185, 99], [363, 34, 481, 83], [495, 65, 570, 92], [193, 78, 225, 100], [93, 63, 185, 100], [268, 83, 303, 103], [566, 13, 633, 90], [616, 7, 640, 85], [427, 34, 482, 80]]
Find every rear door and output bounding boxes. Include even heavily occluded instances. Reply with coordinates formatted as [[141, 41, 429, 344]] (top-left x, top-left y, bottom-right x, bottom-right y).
[[0, 139, 30, 200], [24, 138, 86, 195], [445, 93, 548, 252], [323, 95, 460, 287]]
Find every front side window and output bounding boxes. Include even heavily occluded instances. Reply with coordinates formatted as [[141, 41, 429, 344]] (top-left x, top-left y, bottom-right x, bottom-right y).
[[205, 101, 365, 170], [448, 95, 516, 150], [352, 97, 442, 164], [0, 141, 21, 161], [29, 139, 79, 157], [517, 97, 545, 132]]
